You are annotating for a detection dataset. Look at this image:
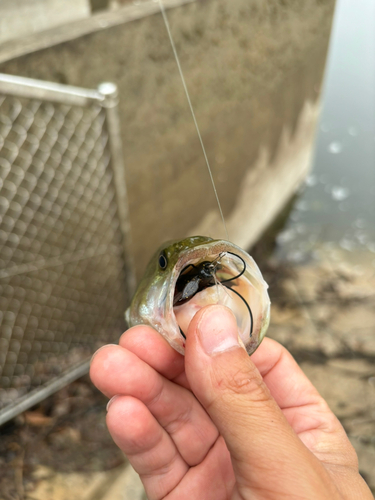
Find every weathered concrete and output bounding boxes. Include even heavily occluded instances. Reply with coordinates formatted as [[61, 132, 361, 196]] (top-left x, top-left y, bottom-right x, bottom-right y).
[[191, 100, 320, 249], [0, 0, 90, 44], [0, 0, 336, 277]]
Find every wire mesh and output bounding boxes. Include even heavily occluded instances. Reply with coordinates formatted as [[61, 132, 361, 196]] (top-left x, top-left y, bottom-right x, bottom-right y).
[[0, 78, 130, 424]]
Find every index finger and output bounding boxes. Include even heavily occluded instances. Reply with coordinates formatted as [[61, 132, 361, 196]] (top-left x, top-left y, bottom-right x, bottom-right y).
[[251, 337, 345, 439], [251, 337, 360, 470], [251, 338, 322, 411], [119, 325, 186, 381]]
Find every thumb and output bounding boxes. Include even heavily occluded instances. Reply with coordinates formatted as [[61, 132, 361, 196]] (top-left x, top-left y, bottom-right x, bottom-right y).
[[184, 305, 333, 497]]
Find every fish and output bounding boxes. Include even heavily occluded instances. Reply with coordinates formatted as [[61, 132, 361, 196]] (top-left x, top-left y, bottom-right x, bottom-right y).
[[125, 235, 270, 355]]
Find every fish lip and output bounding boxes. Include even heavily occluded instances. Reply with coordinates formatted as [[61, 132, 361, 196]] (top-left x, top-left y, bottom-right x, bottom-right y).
[[173, 240, 232, 271]]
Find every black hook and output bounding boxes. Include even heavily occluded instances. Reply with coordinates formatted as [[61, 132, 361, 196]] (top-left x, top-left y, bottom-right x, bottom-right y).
[[175, 252, 253, 340]]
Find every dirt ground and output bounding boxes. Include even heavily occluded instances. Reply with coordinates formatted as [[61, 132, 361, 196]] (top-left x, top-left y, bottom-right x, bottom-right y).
[[1, 244, 374, 499], [260, 250, 375, 494]]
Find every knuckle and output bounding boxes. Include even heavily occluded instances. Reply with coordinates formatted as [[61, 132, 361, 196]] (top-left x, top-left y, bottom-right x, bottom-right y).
[[214, 364, 271, 403], [165, 408, 190, 435]]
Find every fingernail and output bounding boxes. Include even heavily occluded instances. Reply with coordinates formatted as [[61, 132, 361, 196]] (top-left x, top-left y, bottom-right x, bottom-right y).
[[90, 344, 117, 366], [106, 395, 119, 412], [197, 305, 240, 355]]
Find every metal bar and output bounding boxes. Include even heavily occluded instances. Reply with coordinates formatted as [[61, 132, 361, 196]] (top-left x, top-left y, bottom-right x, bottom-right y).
[[0, 360, 91, 427], [0, 73, 103, 106], [98, 82, 137, 296]]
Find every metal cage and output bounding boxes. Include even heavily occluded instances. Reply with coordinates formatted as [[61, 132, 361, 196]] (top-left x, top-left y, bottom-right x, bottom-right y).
[[0, 74, 135, 425]]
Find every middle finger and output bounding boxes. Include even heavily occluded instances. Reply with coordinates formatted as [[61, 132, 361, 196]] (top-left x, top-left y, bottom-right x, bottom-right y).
[[90, 344, 218, 466]]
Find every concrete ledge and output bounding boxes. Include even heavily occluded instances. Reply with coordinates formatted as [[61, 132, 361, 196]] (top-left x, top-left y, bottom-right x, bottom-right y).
[[0, 0, 90, 45], [0, 0, 197, 64]]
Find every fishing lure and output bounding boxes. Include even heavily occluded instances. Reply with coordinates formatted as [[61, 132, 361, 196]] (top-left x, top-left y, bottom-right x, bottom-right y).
[[125, 236, 270, 355]]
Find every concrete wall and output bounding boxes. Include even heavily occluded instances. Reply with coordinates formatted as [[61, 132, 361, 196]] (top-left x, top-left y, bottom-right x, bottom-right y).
[[0, 0, 90, 43], [0, 0, 336, 276]]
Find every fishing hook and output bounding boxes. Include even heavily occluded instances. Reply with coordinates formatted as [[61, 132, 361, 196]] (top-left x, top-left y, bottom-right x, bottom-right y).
[[175, 252, 253, 340]]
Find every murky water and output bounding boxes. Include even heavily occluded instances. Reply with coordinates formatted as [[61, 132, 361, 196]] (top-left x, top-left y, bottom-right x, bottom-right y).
[[276, 0, 375, 264]]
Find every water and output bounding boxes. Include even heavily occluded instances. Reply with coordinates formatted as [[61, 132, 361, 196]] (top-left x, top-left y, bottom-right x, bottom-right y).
[[277, 0, 375, 263]]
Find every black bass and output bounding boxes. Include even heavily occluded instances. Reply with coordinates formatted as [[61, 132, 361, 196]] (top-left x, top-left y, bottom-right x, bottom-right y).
[[125, 236, 270, 355]]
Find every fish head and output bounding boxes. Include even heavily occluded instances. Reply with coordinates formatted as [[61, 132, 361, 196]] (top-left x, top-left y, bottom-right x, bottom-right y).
[[125, 236, 270, 355]]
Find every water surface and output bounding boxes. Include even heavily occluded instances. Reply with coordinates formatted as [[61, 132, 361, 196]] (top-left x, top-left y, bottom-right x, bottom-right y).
[[277, 0, 375, 263]]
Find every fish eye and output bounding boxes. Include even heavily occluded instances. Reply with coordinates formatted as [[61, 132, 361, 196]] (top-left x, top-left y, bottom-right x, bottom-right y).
[[158, 252, 168, 270]]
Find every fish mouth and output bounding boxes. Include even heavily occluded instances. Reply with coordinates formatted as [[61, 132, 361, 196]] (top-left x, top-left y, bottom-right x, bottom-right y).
[[127, 238, 270, 357], [169, 243, 263, 349]]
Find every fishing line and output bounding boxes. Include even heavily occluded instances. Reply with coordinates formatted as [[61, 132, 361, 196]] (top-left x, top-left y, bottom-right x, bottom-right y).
[[157, 0, 229, 240]]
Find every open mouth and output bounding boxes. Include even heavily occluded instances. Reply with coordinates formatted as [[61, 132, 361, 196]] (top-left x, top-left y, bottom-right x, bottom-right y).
[[172, 251, 256, 342]]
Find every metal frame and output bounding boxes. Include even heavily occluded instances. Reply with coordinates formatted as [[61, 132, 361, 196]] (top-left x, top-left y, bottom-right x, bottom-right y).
[[0, 73, 135, 425], [0, 361, 91, 426], [0, 73, 102, 106], [0, 74, 136, 296], [98, 82, 136, 295]]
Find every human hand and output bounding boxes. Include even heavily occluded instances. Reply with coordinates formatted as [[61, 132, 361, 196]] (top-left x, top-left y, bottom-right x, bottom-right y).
[[90, 305, 372, 499]]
